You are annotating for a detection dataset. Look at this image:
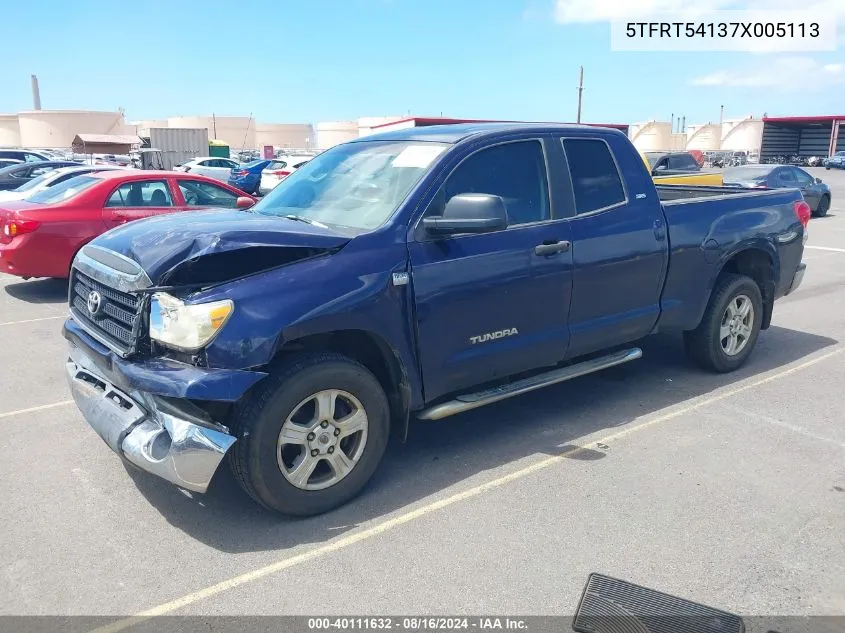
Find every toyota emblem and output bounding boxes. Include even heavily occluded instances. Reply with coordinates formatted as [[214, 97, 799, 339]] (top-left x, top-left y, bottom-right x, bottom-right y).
[[86, 290, 102, 316]]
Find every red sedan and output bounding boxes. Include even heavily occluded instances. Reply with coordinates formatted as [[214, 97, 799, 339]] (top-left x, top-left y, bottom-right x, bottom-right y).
[[0, 170, 255, 279]]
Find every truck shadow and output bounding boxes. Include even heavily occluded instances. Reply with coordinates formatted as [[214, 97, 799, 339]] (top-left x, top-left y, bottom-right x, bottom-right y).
[[126, 325, 837, 553], [3, 278, 69, 304]]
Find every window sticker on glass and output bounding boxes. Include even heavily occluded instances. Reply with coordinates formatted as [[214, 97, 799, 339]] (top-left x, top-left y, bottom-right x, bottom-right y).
[[391, 145, 446, 168]]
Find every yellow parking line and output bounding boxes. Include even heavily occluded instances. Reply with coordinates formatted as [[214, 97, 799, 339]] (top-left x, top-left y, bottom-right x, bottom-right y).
[[88, 345, 844, 632], [0, 400, 73, 419], [0, 315, 66, 327]]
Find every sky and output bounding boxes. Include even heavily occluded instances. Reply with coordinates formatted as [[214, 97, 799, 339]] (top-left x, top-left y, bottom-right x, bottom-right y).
[[0, 0, 842, 126]]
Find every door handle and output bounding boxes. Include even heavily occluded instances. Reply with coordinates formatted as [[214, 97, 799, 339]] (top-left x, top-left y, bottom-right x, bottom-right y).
[[534, 240, 571, 256]]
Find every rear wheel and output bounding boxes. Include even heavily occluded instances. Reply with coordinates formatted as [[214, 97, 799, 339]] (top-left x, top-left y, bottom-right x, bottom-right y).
[[813, 195, 830, 218], [229, 352, 390, 516], [684, 274, 763, 373]]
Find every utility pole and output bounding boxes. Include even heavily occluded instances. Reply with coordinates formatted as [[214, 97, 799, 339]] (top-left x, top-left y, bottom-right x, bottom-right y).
[[212, 113, 217, 139], [576, 66, 584, 123]]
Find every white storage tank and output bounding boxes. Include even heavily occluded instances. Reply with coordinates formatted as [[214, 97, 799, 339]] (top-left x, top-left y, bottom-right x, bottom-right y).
[[0, 114, 21, 147], [686, 123, 721, 150], [17, 110, 125, 148], [316, 121, 358, 150], [629, 121, 674, 152], [721, 118, 764, 152]]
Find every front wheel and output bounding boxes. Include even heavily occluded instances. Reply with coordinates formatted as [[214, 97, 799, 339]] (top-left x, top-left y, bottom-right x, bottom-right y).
[[229, 352, 390, 516], [684, 274, 763, 373]]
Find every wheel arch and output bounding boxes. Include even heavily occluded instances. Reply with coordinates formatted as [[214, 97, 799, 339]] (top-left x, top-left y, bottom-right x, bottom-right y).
[[712, 247, 776, 330], [271, 329, 412, 441]]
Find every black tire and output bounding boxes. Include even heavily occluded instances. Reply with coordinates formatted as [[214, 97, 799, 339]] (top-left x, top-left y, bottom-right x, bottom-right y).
[[229, 352, 390, 516], [684, 273, 763, 373], [813, 195, 830, 218]]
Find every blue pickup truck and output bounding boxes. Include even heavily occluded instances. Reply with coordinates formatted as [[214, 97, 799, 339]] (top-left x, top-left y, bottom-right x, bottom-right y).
[[64, 123, 809, 516]]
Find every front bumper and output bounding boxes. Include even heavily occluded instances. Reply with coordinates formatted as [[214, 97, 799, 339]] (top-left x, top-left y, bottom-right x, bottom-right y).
[[66, 343, 236, 493], [785, 261, 806, 296]]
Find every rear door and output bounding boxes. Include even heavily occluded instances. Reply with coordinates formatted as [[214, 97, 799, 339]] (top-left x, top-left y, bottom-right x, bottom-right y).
[[102, 179, 178, 228], [409, 137, 573, 401], [559, 134, 669, 358]]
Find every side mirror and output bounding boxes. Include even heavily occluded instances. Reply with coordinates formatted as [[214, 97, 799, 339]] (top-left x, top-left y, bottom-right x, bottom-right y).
[[236, 196, 255, 209], [815, 177, 823, 184], [422, 193, 508, 235]]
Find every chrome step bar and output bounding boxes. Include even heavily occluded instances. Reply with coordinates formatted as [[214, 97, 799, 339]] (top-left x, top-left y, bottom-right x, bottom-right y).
[[416, 348, 642, 421]]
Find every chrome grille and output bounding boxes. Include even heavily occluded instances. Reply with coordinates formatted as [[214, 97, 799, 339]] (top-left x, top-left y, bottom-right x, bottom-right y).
[[70, 270, 139, 354]]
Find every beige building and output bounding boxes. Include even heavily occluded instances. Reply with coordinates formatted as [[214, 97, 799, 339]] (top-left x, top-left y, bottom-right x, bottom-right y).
[[0, 110, 129, 148], [129, 116, 313, 152]]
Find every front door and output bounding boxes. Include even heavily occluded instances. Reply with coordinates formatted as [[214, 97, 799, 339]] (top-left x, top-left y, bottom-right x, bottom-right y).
[[409, 138, 573, 402], [559, 135, 669, 358], [102, 179, 178, 228], [792, 167, 821, 209]]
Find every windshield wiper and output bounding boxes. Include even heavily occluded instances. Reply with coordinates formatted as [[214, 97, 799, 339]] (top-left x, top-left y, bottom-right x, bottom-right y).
[[284, 214, 329, 228]]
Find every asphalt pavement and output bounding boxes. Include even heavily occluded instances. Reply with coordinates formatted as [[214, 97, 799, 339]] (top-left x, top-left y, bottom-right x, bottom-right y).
[[1, 167, 843, 627]]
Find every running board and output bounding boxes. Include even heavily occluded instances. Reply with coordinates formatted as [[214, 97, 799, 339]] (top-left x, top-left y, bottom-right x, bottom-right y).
[[416, 348, 642, 421]]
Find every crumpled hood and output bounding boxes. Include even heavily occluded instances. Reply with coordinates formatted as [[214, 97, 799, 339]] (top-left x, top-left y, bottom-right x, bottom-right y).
[[91, 209, 351, 285]]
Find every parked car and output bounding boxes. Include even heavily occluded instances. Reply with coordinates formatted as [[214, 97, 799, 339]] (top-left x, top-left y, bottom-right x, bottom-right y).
[[824, 151, 845, 169], [0, 165, 127, 202], [0, 161, 79, 191], [0, 158, 23, 169], [258, 155, 311, 194], [0, 149, 51, 163], [228, 159, 272, 195], [0, 171, 255, 279], [174, 156, 240, 182], [723, 165, 831, 217], [62, 123, 808, 516], [644, 151, 701, 175]]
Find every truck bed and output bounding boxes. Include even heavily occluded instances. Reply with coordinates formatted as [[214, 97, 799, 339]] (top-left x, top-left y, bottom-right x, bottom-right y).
[[656, 184, 781, 202]]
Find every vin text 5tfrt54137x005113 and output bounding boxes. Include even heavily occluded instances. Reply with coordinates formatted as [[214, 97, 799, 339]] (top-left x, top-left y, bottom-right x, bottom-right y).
[[61, 123, 808, 516]]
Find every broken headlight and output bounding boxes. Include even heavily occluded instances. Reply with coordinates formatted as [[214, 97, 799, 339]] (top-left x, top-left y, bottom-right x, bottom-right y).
[[149, 293, 233, 351]]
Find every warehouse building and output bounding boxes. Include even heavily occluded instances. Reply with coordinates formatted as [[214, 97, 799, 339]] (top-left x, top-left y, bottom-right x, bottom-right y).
[[759, 115, 845, 162]]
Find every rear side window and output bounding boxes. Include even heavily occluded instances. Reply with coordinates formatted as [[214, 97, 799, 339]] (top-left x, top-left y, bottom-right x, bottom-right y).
[[106, 180, 173, 207], [443, 140, 550, 225], [776, 169, 796, 186], [668, 154, 697, 170], [562, 139, 626, 214]]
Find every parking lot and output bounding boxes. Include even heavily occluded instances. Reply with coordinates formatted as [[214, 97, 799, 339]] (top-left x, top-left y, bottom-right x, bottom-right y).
[[1, 168, 844, 626]]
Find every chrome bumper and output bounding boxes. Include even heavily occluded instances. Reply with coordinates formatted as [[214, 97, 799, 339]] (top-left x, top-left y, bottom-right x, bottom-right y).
[[66, 345, 236, 493]]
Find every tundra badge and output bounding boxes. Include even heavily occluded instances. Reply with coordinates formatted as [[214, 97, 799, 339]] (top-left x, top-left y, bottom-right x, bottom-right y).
[[469, 328, 518, 344]]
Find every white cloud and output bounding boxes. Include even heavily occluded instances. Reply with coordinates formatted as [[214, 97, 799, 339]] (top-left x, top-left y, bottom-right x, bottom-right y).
[[689, 56, 845, 89]]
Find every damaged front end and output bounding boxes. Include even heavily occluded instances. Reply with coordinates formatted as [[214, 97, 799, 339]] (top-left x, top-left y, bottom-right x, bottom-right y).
[[65, 213, 352, 492]]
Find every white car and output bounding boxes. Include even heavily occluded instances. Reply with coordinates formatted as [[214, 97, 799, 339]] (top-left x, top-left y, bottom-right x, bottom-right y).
[[259, 155, 312, 195], [174, 157, 240, 182], [0, 165, 128, 201]]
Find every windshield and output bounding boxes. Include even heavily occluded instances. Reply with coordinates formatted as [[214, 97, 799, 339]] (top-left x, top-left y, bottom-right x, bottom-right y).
[[252, 140, 447, 230], [28, 175, 100, 204], [724, 166, 772, 182]]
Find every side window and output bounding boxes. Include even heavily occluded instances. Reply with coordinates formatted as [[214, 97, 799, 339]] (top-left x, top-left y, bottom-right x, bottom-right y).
[[28, 165, 54, 177], [197, 159, 213, 167], [105, 180, 173, 207], [669, 154, 696, 170], [441, 140, 550, 226], [25, 153, 43, 163], [178, 179, 239, 207], [793, 169, 813, 186], [562, 139, 626, 214], [777, 169, 796, 186]]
